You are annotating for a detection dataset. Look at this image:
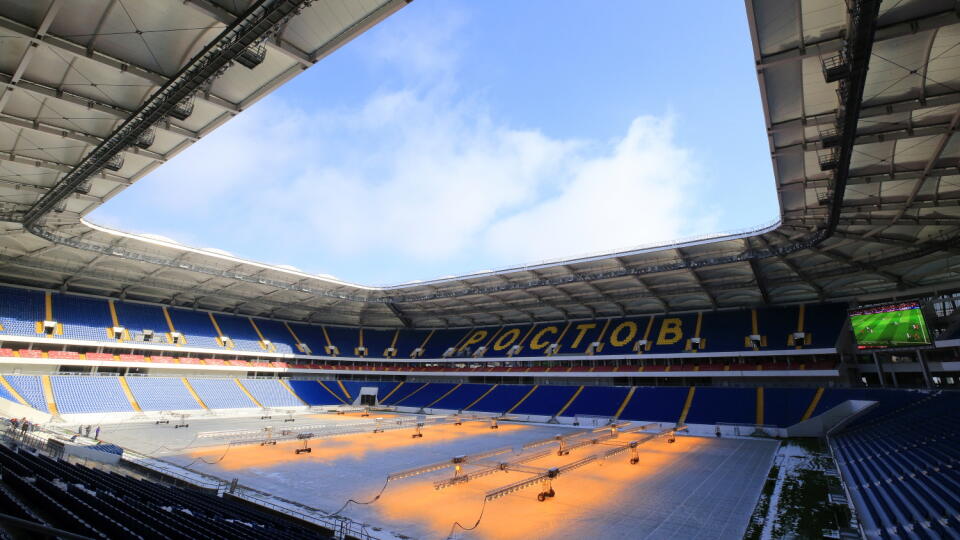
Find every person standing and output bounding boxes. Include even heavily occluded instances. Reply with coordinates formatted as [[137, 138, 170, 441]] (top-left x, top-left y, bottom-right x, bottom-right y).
[[94, 426, 100, 440]]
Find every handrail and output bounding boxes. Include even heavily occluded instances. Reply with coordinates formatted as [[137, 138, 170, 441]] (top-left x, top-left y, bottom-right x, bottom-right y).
[[227, 487, 376, 540]]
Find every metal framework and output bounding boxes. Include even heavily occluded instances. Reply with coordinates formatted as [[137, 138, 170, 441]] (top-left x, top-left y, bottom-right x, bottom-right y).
[[0, 0, 958, 328]]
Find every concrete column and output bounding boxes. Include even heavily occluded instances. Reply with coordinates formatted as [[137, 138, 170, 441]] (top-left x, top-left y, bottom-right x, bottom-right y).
[[916, 349, 933, 389], [872, 352, 885, 388]]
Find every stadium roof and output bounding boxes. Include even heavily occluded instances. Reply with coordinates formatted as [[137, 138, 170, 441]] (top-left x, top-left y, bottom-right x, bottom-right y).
[[0, 0, 958, 328]]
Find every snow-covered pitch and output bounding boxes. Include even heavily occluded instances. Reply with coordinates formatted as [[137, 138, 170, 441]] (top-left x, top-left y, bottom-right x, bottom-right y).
[[99, 412, 778, 539]]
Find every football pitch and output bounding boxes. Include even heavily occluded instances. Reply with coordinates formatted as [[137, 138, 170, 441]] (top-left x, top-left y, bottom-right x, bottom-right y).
[[850, 307, 929, 347]]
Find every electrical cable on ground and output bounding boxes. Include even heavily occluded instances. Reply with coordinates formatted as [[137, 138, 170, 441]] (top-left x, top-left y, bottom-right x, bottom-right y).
[[446, 498, 488, 539], [331, 476, 391, 516]]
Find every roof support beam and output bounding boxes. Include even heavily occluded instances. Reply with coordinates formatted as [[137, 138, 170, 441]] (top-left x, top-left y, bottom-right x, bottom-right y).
[[631, 275, 669, 311], [386, 302, 412, 328], [888, 106, 960, 227], [749, 259, 770, 305], [783, 164, 960, 190], [514, 270, 570, 319], [773, 117, 959, 156], [780, 194, 960, 215], [611, 256, 669, 310], [0, 112, 166, 162], [830, 229, 960, 256], [0, 71, 198, 140], [822, 0, 883, 239], [22, 0, 313, 227], [757, 8, 960, 69], [405, 280, 768, 320], [771, 230, 910, 287], [0, 176, 100, 204], [182, 0, 314, 67], [582, 281, 626, 315], [0, 149, 127, 185], [0, 13, 241, 114], [678, 251, 717, 308], [0, 252, 357, 318], [752, 234, 825, 300], [787, 216, 960, 226], [0, 0, 61, 113]]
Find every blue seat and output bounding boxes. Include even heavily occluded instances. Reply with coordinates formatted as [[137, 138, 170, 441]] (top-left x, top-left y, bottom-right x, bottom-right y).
[[241, 379, 303, 408], [833, 392, 960, 538], [187, 378, 257, 409], [125, 376, 201, 411], [50, 376, 133, 414]]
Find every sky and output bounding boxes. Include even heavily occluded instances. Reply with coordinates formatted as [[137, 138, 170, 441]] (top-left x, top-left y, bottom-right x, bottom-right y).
[[89, 1, 778, 286]]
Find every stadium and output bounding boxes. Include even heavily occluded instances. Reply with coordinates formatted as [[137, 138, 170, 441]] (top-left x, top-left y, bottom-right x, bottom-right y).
[[0, 0, 956, 538]]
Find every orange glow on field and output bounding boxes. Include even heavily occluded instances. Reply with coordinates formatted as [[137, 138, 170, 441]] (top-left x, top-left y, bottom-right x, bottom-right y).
[[189, 413, 710, 540], [186, 419, 707, 539], [374, 436, 704, 540], [187, 421, 529, 471]]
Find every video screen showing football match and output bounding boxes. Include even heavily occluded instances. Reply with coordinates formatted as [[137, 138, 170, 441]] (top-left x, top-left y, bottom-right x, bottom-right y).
[[849, 301, 932, 349]]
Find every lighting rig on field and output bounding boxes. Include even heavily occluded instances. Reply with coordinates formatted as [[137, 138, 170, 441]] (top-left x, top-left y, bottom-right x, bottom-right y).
[[487, 456, 599, 503], [484, 424, 688, 502], [260, 427, 277, 446], [522, 422, 655, 456], [295, 432, 313, 454], [387, 446, 515, 484], [432, 449, 553, 490], [195, 411, 524, 456]]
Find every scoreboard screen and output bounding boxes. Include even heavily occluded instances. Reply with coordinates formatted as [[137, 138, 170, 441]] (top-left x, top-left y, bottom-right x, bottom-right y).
[[849, 301, 931, 349]]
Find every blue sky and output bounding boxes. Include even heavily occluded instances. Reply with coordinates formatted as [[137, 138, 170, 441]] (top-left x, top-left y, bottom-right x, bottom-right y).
[[90, 1, 777, 285]]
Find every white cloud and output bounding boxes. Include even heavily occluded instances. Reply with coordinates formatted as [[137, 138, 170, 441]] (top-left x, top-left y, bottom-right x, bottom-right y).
[[482, 115, 715, 263], [255, 91, 579, 260], [129, 93, 709, 271], [96, 6, 717, 283]]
